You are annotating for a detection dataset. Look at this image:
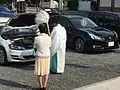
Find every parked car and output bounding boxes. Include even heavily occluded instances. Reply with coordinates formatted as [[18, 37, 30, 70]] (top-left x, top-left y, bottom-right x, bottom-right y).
[[49, 15, 119, 52], [0, 13, 37, 65], [0, 6, 16, 17], [78, 11, 120, 41]]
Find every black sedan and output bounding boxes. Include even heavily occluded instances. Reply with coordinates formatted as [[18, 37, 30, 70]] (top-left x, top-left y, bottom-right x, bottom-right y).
[[49, 15, 119, 52]]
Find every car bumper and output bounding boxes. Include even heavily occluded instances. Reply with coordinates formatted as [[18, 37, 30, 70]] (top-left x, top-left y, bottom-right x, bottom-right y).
[[85, 39, 119, 51], [7, 49, 35, 62]]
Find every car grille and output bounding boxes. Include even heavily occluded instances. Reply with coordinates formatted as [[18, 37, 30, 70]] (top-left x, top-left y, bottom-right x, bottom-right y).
[[104, 36, 115, 42], [11, 55, 35, 60], [23, 55, 35, 59]]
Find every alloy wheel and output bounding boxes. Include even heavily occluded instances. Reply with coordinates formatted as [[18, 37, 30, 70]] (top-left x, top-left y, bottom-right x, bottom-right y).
[[75, 38, 85, 52]]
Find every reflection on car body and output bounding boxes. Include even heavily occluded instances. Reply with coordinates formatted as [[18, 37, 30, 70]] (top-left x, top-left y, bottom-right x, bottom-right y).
[[49, 15, 119, 53]]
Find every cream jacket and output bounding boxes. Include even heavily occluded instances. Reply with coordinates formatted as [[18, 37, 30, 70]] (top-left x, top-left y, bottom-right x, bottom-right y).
[[34, 33, 51, 57]]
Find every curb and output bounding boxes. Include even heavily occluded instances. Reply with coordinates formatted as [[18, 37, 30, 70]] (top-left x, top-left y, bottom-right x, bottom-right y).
[[73, 76, 120, 90]]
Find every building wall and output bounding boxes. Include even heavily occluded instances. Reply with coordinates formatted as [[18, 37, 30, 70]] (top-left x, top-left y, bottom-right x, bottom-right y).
[[100, 0, 120, 12], [100, 0, 111, 7], [115, 0, 120, 7], [78, 1, 91, 11]]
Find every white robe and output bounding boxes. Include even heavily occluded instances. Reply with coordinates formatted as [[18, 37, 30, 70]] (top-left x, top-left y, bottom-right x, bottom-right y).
[[50, 24, 67, 73]]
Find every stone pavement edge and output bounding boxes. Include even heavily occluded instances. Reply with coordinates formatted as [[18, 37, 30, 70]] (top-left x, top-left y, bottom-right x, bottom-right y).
[[73, 76, 120, 90]]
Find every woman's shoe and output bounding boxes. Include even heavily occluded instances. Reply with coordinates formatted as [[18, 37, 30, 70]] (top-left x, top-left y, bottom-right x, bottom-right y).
[[40, 87, 43, 90], [43, 87, 46, 90]]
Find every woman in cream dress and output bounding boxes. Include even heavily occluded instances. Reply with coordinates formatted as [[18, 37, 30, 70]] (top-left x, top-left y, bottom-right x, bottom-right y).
[[34, 23, 51, 90]]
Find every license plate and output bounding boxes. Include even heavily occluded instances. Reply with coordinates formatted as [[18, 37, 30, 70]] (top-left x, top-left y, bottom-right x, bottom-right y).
[[22, 50, 34, 55], [108, 42, 114, 46]]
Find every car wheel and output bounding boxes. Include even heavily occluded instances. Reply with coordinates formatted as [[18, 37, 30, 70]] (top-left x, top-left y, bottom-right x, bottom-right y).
[[0, 47, 8, 65], [74, 38, 85, 53]]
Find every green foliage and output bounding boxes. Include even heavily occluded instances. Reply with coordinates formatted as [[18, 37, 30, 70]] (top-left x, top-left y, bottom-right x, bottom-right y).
[[68, 0, 79, 10], [0, 0, 12, 4]]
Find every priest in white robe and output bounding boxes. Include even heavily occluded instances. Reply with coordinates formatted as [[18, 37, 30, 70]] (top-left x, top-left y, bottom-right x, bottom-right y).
[[50, 17, 67, 73]]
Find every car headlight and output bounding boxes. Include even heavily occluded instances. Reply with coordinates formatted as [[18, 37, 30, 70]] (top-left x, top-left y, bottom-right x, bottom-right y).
[[88, 33, 103, 41], [9, 44, 25, 50]]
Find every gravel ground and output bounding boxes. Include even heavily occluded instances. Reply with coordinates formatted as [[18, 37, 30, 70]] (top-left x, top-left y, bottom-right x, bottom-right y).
[[0, 49, 120, 90]]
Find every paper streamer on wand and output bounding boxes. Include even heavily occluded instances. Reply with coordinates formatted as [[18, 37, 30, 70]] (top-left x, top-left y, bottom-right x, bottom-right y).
[[35, 10, 50, 35]]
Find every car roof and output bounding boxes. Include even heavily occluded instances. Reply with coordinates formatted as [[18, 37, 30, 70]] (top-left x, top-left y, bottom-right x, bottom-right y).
[[79, 10, 120, 15], [51, 14, 86, 19], [96, 11, 120, 16], [61, 14, 85, 18], [61, 11, 79, 15]]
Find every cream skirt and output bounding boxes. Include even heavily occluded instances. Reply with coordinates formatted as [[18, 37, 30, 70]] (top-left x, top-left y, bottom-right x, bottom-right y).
[[34, 56, 50, 76]]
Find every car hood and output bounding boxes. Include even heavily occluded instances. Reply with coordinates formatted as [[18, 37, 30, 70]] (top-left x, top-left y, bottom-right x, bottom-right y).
[[79, 27, 115, 37], [0, 11, 16, 17], [0, 16, 37, 34]]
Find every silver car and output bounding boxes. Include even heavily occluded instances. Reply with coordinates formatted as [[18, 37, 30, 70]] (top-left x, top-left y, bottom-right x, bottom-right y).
[[0, 16, 37, 65]]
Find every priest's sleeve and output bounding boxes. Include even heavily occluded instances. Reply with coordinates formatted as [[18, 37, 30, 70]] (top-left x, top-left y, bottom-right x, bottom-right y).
[[50, 28, 60, 56]]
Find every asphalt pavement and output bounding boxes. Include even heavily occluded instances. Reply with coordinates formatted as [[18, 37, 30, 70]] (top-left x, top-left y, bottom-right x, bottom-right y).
[[0, 48, 120, 90]]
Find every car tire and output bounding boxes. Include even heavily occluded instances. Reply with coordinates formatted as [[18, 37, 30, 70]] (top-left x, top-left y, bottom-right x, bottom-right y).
[[0, 46, 8, 65], [74, 38, 85, 53]]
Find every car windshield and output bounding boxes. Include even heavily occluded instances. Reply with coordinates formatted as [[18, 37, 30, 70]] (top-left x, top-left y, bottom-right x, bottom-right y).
[[69, 17, 97, 28], [0, 6, 11, 12]]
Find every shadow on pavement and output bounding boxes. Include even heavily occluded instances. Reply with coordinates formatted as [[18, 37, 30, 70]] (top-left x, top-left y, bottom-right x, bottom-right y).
[[8, 61, 35, 70], [66, 63, 91, 68], [66, 48, 114, 54], [66, 48, 76, 53], [112, 49, 120, 53], [86, 50, 114, 55], [0, 78, 34, 89]]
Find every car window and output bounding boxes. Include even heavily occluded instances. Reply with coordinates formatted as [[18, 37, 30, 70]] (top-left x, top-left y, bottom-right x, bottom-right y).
[[59, 16, 71, 27], [88, 13, 97, 23], [49, 16, 71, 31], [94, 13, 106, 26], [94, 13, 105, 22], [69, 17, 97, 28], [116, 13, 120, 18], [104, 14, 118, 24]]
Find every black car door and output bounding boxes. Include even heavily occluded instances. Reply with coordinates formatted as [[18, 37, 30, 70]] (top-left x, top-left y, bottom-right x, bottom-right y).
[[103, 14, 120, 36], [59, 16, 74, 46]]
